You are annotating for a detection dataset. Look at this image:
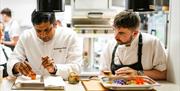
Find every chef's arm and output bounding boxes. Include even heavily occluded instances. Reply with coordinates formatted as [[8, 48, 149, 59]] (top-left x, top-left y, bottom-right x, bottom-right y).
[[12, 62, 20, 74], [7, 37, 26, 76], [115, 67, 167, 80], [2, 36, 19, 46], [144, 69, 167, 80]]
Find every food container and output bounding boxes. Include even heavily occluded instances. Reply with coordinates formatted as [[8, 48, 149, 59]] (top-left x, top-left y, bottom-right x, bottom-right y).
[[68, 72, 80, 84]]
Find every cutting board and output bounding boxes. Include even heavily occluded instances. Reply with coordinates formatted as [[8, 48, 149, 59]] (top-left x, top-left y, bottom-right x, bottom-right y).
[[81, 80, 108, 91]]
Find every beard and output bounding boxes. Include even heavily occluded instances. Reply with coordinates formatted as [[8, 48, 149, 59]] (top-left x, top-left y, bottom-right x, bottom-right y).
[[116, 35, 133, 46], [41, 37, 52, 42], [38, 36, 52, 42]]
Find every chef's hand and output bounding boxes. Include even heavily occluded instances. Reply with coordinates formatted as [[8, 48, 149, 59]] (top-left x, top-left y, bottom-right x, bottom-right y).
[[115, 67, 138, 78], [41, 56, 56, 74], [13, 61, 36, 77]]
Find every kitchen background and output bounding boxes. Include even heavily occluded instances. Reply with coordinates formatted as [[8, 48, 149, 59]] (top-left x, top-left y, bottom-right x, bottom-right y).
[[0, 0, 179, 87]]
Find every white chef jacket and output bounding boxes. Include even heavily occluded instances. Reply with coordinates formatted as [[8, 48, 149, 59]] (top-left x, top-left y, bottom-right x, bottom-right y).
[[100, 33, 167, 72], [4, 19, 21, 39], [7, 27, 82, 79]]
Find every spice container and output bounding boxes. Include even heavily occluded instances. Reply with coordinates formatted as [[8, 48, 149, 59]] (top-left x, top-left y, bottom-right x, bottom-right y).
[[68, 72, 80, 84]]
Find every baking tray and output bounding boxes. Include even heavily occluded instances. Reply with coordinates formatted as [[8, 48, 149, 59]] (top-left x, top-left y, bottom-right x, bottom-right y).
[[12, 82, 64, 90], [11, 75, 65, 90], [100, 76, 160, 90]]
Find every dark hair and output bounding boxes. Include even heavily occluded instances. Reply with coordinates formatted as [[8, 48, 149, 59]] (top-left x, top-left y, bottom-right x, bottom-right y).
[[31, 10, 56, 25], [113, 11, 140, 30], [1, 8, 12, 17]]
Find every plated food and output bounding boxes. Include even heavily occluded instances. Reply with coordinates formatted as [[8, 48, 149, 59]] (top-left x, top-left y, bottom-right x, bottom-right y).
[[100, 76, 160, 90]]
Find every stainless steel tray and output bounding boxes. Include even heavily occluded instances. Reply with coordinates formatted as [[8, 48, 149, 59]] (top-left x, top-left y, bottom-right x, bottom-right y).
[[11, 75, 65, 90], [12, 82, 64, 90], [100, 76, 160, 90]]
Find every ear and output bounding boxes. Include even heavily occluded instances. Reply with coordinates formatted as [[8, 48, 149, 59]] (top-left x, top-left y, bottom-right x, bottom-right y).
[[132, 30, 139, 37]]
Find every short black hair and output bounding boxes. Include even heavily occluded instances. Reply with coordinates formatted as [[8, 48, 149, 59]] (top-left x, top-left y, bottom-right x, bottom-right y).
[[31, 10, 56, 25], [113, 11, 140, 30], [1, 8, 12, 17]]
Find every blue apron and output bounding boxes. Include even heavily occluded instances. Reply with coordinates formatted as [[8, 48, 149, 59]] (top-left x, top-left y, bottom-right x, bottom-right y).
[[4, 31, 10, 41]]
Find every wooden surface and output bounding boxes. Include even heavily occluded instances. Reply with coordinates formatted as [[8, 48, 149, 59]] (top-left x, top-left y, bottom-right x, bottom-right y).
[[81, 80, 108, 91]]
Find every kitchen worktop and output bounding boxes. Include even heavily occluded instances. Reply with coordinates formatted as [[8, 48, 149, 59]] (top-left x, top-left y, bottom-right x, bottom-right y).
[[0, 78, 179, 91]]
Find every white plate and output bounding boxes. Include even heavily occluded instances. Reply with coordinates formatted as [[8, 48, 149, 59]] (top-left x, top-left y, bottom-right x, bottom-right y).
[[100, 76, 160, 90]]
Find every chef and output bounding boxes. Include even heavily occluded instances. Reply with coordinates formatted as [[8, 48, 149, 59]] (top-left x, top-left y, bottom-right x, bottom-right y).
[[0, 22, 12, 77], [100, 11, 167, 80], [1, 8, 21, 51], [7, 10, 82, 80]]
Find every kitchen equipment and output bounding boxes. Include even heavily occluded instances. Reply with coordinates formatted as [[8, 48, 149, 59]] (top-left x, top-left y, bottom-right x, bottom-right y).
[[12, 75, 65, 90], [37, 0, 65, 12], [126, 0, 155, 11]]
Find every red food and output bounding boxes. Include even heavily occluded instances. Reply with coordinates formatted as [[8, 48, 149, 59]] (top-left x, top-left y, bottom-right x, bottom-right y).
[[135, 77, 144, 85], [28, 71, 36, 80]]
